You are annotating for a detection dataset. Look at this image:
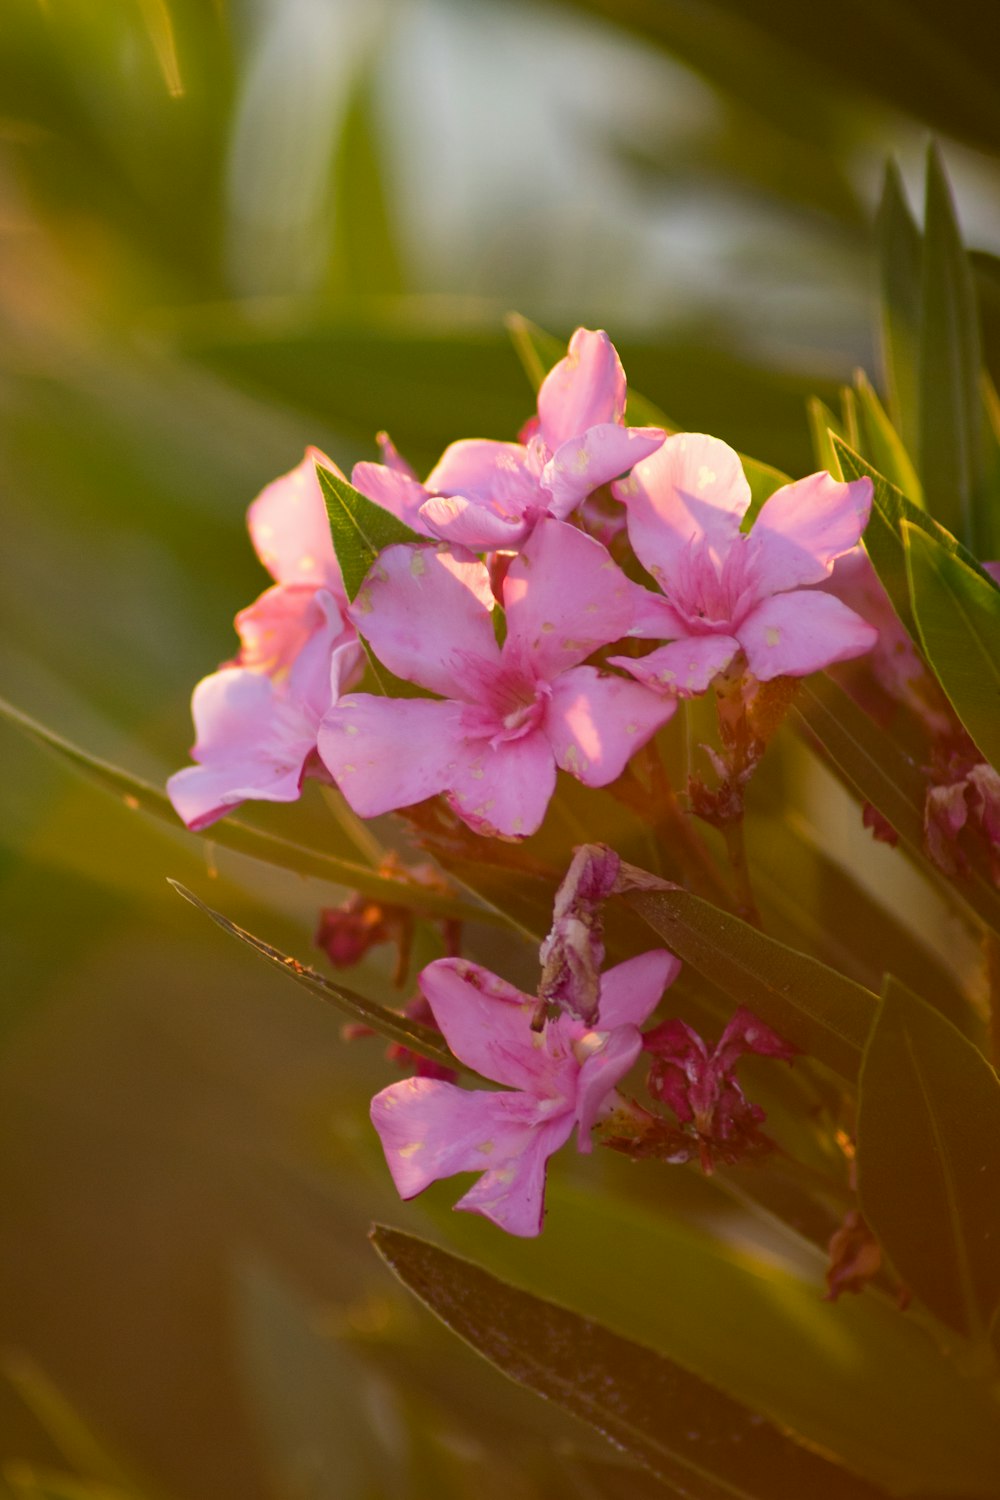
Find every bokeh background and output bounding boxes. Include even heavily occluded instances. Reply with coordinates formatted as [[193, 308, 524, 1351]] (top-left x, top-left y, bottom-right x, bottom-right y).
[[3, 3, 1000, 1496]]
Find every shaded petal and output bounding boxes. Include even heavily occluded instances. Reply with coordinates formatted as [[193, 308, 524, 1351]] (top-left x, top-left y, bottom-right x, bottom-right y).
[[537, 328, 626, 447], [286, 590, 359, 715], [574, 1026, 643, 1148], [447, 728, 557, 839], [543, 424, 666, 516], [426, 438, 542, 509], [597, 949, 682, 1030], [545, 666, 675, 787], [371, 1078, 550, 1197], [455, 1113, 576, 1237], [420, 957, 571, 1093], [235, 584, 336, 676], [248, 448, 343, 595], [351, 461, 434, 532], [504, 518, 641, 675], [609, 635, 739, 697], [318, 695, 470, 816], [747, 473, 873, 594], [350, 543, 499, 696], [419, 495, 530, 550], [376, 430, 418, 478], [738, 590, 878, 681], [616, 433, 750, 584]]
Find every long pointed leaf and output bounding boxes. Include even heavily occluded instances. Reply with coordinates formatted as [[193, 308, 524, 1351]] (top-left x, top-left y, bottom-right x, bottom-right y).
[[919, 143, 983, 548], [903, 520, 1000, 769], [876, 159, 922, 462], [0, 695, 483, 923], [623, 881, 876, 1079], [315, 462, 422, 602], [168, 881, 477, 1078], [371, 1227, 887, 1500], [853, 369, 923, 506], [858, 977, 1000, 1340]]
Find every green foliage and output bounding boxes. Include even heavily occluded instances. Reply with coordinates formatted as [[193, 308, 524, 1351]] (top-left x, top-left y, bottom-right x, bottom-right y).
[[903, 521, 1000, 770], [316, 463, 423, 603], [858, 978, 1000, 1343]]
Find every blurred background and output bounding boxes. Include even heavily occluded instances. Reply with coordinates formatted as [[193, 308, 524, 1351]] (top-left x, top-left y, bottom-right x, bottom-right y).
[[3, 2, 1000, 1496]]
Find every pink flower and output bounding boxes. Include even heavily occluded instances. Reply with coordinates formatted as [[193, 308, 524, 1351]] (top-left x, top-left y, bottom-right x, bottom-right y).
[[371, 949, 680, 1236], [168, 591, 361, 829], [317, 518, 675, 839], [168, 450, 363, 829], [609, 434, 878, 694], [352, 329, 666, 550]]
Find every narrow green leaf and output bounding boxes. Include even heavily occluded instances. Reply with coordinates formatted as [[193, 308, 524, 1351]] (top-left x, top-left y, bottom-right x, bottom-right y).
[[328, 57, 405, 299], [794, 676, 1000, 937], [1, 1357, 140, 1497], [806, 397, 844, 476], [833, 438, 997, 642], [315, 461, 422, 603], [168, 881, 477, 1079], [0, 696, 484, 923], [858, 977, 1000, 1339], [624, 882, 876, 1079], [919, 143, 983, 548], [853, 369, 924, 506], [904, 521, 1000, 768], [371, 1227, 886, 1500], [876, 159, 922, 463]]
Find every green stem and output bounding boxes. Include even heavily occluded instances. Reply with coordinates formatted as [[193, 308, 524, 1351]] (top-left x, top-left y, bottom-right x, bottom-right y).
[[721, 813, 762, 927]]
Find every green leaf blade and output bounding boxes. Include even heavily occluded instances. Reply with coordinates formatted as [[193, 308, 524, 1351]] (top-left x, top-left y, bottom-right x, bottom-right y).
[[876, 159, 922, 464], [315, 462, 422, 603], [857, 977, 1000, 1338], [624, 885, 876, 1079], [168, 881, 477, 1079], [903, 521, 1000, 769], [371, 1227, 887, 1500]]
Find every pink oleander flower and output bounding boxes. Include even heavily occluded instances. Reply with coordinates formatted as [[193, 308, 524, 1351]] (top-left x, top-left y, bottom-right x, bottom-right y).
[[168, 450, 363, 829], [643, 1006, 798, 1172], [371, 948, 680, 1236], [609, 433, 878, 694], [351, 329, 666, 550], [319, 518, 674, 838]]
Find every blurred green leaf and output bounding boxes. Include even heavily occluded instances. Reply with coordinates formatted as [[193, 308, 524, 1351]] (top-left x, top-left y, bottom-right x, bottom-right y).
[[624, 883, 876, 1079], [919, 144, 984, 548], [371, 1226, 886, 1500], [328, 56, 405, 300], [0, 1358, 140, 1498], [853, 369, 924, 506], [876, 159, 922, 465], [0, 695, 483, 922], [1, 1469, 139, 1500], [806, 397, 845, 477], [858, 976, 1000, 1340], [794, 676, 1000, 937], [903, 520, 1000, 768], [169, 881, 478, 1078], [316, 462, 422, 602]]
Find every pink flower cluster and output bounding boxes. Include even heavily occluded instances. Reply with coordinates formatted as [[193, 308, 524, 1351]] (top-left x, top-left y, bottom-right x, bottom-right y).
[[168, 328, 877, 840]]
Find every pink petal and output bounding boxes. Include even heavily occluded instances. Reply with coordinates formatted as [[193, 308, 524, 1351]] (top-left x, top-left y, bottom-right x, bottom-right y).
[[737, 590, 878, 681], [455, 1113, 576, 1237], [503, 519, 642, 676], [371, 1077, 551, 1198], [615, 433, 751, 586], [350, 543, 499, 697], [418, 495, 530, 550], [426, 438, 542, 509], [318, 694, 470, 817], [574, 1026, 644, 1148], [167, 668, 315, 830], [351, 461, 434, 532], [597, 950, 681, 1030], [984, 562, 1000, 586], [542, 424, 666, 516], [609, 635, 739, 697], [537, 328, 626, 448], [545, 665, 675, 787], [420, 957, 573, 1093], [248, 448, 343, 595], [376, 430, 418, 478], [447, 727, 557, 839], [747, 473, 873, 594], [235, 584, 337, 676]]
